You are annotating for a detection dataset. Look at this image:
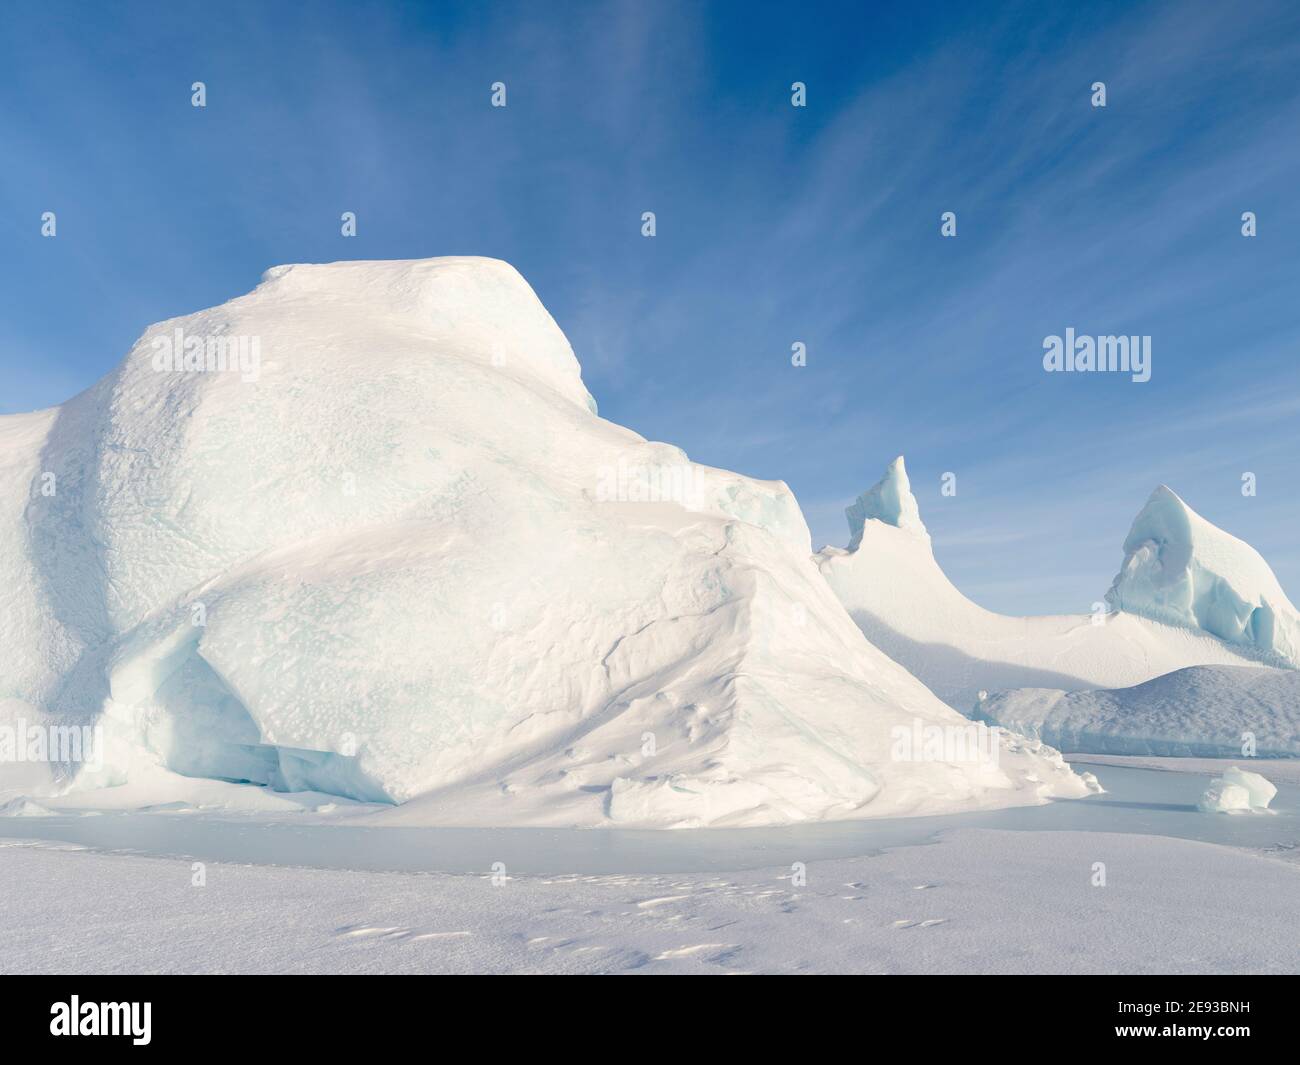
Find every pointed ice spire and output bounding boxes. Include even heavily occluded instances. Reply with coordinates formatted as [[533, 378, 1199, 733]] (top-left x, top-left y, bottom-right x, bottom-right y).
[[845, 456, 928, 550]]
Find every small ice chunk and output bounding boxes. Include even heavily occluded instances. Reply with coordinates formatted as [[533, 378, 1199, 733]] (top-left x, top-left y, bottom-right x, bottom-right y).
[[0, 797, 55, 817], [1220, 766, 1277, 809], [1198, 766, 1276, 813], [1198, 781, 1252, 813]]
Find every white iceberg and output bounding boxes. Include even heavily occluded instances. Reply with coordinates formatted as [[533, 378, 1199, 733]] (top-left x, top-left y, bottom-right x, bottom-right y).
[[0, 257, 1089, 826], [1107, 486, 1300, 667], [817, 457, 1274, 710], [1199, 767, 1276, 814], [1197, 781, 1253, 813]]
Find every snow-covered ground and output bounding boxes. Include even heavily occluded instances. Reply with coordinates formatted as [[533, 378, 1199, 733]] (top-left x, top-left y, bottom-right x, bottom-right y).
[[2, 759, 1296, 974], [977, 665, 1300, 757], [3, 824, 1296, 974]]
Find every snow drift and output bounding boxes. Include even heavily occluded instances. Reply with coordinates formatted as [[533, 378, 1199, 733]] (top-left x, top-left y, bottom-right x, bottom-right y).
[[817, 457, 1283, 711], [974, 665, 1300, 758], [0, 257, 1088, 826]]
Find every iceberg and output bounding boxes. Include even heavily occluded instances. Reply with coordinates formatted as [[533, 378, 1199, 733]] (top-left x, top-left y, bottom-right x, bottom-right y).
[[1198, 767, 1276, 813], [0, 257, 1088, 826], [1197, 781, 1252, 813], [1106, 486, 1299, 667], [1220, 765, 1277, 808], [817, 457, 1273, 710]]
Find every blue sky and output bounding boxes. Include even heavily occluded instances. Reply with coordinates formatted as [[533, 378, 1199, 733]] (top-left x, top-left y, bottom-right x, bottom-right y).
[[2, 0, 1297, 614]]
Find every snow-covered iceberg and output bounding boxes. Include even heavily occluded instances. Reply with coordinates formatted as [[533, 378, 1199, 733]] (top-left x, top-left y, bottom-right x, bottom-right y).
[[973, 665, 1300, 758], [817, 457, 1273, 711], [0, 257, 1088, 826], [1107, 486, 1299, 667]]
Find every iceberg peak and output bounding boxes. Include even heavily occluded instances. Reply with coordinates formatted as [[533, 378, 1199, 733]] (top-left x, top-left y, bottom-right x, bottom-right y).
[[846, 455, 928, 549], [1106, 483, 1299, 666]]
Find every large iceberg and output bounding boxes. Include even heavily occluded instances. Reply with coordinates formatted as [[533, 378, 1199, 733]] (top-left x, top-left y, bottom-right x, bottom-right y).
[[817, 457, 1280, 710], [1107, 486, 1299, 667], [0, 257, 1088, 826]]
